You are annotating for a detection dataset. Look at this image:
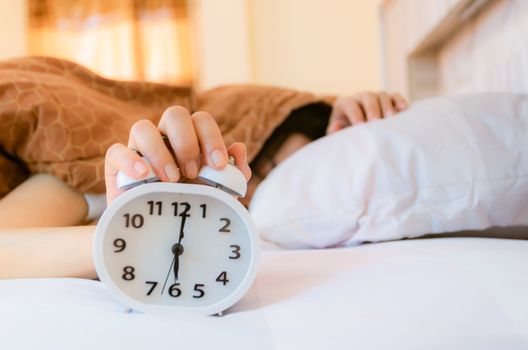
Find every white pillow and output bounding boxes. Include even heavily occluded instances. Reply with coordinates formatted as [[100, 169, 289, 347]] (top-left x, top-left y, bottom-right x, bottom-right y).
[[249, 93, 528, 248]]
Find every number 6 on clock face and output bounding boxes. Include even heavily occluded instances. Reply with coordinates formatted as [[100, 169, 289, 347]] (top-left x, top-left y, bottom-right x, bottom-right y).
[[94, 182, 260, 316]]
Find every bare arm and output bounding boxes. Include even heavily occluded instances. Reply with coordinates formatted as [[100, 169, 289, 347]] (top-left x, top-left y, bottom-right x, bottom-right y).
[[0, 173, 88, 228], [0, 225, 96, 279], [0, 173, 96, 278]]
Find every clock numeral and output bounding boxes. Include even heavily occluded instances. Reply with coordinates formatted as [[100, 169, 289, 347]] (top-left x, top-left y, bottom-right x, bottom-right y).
[[122, 266, 135, 281], [200, 204, 207, 218], [193, 284, 205, 298], [172, 202, 191, 217], [229, 245, 241, 259], [219, 218, 231, 233], [145, 281, 158, 296], [168, 283, 182, 298], [147, 201, 162, 216], [216, 271, 229, 286], [124, 213, 144, 229], [113, 238, 126, 253]]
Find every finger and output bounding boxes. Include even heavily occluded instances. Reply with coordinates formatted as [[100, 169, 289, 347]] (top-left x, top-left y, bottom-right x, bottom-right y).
[[358, 93, 382, 121], [340, 98, 367, 125], [128, 119, 180, 183], [191, 111, 228, 169], [326, 116, 348, 134], [391, 92, 408, 111], [378, 91, 396, 117], [158, 106, 201, 178], [105, 143, 148, 205], [227, 142, 251, 181], [327, 98, 365, 134]]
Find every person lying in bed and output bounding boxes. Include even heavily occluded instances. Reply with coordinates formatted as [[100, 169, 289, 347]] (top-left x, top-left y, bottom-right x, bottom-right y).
[[104, 92, 408, 207], [0, 58, 407, 279]]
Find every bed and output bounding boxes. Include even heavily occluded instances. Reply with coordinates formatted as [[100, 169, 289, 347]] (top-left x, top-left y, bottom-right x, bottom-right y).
[[1, 237, 528, 349], [2, 0, 528, 349]]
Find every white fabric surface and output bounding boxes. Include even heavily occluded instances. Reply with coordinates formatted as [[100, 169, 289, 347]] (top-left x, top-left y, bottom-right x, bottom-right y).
[[250, 93, 528, 248], [83, 193, 106, 222], [1, 237, 528, 350]]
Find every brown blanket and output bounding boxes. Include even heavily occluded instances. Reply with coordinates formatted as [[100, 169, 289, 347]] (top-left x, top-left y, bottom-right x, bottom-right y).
[[0, 57, 327, 197]]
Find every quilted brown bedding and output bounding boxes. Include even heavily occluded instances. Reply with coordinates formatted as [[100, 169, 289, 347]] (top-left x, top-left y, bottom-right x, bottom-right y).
[[0, 57, 326, 197]]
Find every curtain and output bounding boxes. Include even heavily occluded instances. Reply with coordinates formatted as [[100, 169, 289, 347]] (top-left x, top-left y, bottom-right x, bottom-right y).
[[28, 0, 193, 84]]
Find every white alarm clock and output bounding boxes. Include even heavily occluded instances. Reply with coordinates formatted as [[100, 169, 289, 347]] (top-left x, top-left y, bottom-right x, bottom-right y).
[[94, 157, 259, 316]]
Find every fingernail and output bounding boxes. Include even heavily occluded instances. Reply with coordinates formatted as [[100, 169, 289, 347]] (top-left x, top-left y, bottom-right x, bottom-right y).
[[211, 149, 227, 167], [164, 163, 180, 182], [185, 160, 199, 178], [134, 161, 148, 175]]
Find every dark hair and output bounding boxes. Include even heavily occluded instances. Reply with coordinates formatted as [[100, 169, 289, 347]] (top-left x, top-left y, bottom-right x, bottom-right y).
[[251, 102, 331, 167]]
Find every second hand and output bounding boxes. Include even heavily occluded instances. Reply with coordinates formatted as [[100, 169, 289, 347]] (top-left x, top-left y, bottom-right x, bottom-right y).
[[161, 254, 176, 295]]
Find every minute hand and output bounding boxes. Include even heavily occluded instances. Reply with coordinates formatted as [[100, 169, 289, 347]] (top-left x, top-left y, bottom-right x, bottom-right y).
[[174, 214, 187, 281], [178, 214, 187, 244]]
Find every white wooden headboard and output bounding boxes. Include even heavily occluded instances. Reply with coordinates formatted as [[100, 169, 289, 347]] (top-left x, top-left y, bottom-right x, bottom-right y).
[[381, 0, 528, 101]]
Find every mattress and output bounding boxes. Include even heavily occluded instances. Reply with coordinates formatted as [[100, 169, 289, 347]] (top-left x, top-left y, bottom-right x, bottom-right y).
[[0, 237, 527, 350]]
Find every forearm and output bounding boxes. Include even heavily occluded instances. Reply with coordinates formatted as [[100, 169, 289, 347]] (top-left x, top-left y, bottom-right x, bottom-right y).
[[0, 226, 96, 279], [0, 173, 88, 228]]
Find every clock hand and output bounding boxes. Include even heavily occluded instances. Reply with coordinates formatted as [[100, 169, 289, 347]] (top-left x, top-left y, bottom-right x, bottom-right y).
[[161, 255, 176, 295], [178, 214, 187, 244], [173, 213, 188, 282], [173, 247, 179, 281], [172, 243, 184, 282]]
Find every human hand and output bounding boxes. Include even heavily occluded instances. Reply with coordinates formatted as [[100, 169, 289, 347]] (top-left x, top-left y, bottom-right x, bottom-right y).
[[104, 106, 252, 205], [327, 92, 408, 134]]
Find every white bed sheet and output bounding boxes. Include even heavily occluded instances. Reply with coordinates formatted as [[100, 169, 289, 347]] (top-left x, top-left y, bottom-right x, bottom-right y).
[[1, 237, 527, 350]]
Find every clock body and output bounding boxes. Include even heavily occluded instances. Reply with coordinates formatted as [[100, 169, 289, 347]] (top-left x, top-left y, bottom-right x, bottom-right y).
[[94, 182, 259, 315]]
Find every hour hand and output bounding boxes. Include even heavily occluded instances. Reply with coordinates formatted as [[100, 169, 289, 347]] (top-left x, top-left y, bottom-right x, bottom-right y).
[[173, 252, 179, 281], [172, 243, 184, 281]]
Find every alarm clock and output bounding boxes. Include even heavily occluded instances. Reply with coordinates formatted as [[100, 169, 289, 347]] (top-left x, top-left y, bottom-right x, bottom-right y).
[[93, 157, 260, 316]]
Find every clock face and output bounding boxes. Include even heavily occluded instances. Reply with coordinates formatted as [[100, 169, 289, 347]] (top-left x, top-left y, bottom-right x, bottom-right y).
[[94, 183, 259, 314]]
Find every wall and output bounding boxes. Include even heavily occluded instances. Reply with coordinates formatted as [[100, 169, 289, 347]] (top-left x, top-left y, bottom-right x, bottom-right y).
[[249, 0, 383, 95], [0, 0, 27, 60], [191, 0, 383, 94], [189, 0, 253, 90]]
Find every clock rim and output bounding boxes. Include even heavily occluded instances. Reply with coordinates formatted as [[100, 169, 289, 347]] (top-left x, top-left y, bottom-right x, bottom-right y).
[[93, 182, 260, 316]]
